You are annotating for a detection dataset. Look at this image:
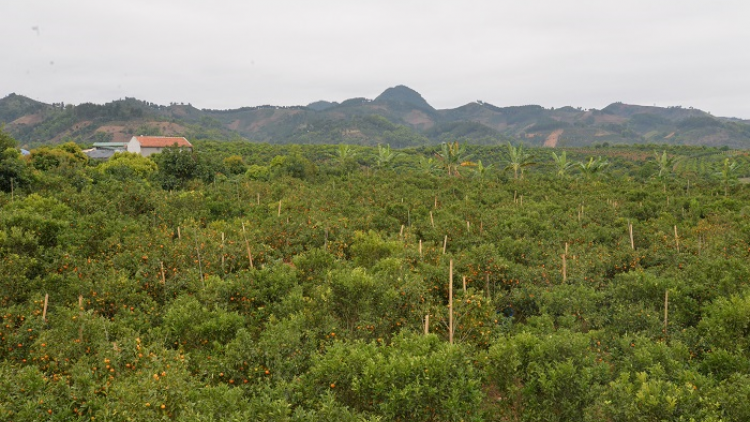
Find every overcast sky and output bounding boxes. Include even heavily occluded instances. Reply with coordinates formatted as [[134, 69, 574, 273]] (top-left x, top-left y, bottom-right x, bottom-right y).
[[2, 1, 749, 118]]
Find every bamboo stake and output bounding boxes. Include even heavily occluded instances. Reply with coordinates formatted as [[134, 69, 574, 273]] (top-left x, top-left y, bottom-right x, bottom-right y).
[[513, 191, 517, 203], [629, 220, 635, 250], [485, 273, 490, 299], [42, 293, 49, 322], [194, 228, 204, 284], [160, 261, 166, 285], [277, 200, 282, 217], [419, 239, 423, 258], [257, 192, 260, 205], [430, 211, 435, 228], [562, 253, 567, 282], [434, 196, 438, 209], [674, 225, 679, 252], [424, 315, 430, 335], [78, 295, 84, 341], [449, 259, 454, 345], [400, 225, 404, 237], [177, 226, 181, 240], [462, 276, 467, 293], [466, 221, 470, 233], [241, 222, 254, 269], [221, 232, 226, 273], [664, 290, 669, 341], [443, 235, 448, 254]]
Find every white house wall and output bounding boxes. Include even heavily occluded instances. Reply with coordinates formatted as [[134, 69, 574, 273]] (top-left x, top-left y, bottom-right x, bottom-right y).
[[126, 137, 141, 155]]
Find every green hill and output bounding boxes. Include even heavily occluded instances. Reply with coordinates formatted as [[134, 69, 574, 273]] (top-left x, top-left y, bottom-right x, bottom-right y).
[[2, 87, 750, 148]]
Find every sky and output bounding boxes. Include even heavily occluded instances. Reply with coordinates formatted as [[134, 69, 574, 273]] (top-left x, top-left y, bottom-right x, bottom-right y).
[[2, 1, 750, 118]]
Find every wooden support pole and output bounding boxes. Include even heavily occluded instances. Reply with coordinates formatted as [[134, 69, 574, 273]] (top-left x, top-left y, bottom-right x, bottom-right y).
[[221, 232, 226, 273], [277, 200, 282, 217], [42, 293, 49, 322], [629, 220, 635, 250], [485, 273, 490, 299], [419, 239, 423, 258], [160, 261, 166, 285], [466, 221, 470, 233], [78, 295, 84, 341], [462, 276, 467, 293], [241, 222, 254, 269], [562, 253, 567, 282], [449, 259, 454, 345], [257, 192, 260, 205], [430, 211, 435, 228], [400, 225, 404, 237], [443, 235, 448, 254], [194, 228, 204, 283], [674, 225, 680, 252], [424, 315, 430, 335], [664, 290, 669, 341], [434, 195, 438, 209], [177, 226, 181, 240]]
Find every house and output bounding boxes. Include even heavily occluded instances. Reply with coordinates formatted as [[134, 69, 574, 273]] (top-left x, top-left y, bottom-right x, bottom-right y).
[[127, 136, 193, 157]]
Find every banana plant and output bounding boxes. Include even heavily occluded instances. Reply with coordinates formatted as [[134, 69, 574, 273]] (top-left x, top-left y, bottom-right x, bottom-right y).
[[654, 150, 678, 180], [715, 157, 741, 196], [436, 141, 470, 177], [375, 144, 400, 170], [504, 142, 535, 180], [577, 156, 609, 180], [551, 150, 575, 178]]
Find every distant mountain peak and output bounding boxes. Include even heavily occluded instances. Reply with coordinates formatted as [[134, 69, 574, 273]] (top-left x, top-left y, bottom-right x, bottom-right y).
[[375, 85, 434, 111]]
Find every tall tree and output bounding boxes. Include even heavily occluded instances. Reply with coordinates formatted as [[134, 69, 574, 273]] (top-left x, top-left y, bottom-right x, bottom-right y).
[[716, 157, 741, 196], [551, 150, 575, 178], [375, 144, 400, 170], [504, 142, 535, 180], [654, 150, 678, 180], [436, 141, 470, 177], [577, 156, 610, 180]]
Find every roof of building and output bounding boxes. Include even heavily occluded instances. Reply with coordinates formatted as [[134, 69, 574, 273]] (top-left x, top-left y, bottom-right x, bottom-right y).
[[84, 148, 119, 160], [93, 142, 128, 149], [132, 136, 192, 148]]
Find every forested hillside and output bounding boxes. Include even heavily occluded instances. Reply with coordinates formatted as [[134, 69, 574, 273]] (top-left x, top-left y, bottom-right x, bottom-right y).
[[3, 86, 750, 149], [2, 131, 750, 420]]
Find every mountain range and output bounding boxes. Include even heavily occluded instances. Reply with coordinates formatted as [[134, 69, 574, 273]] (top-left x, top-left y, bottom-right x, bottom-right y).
[[2, 85, 750, 148]]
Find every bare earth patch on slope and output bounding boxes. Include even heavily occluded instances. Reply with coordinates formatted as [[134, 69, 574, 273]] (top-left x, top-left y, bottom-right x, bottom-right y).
[[544, 129, 564, 147]]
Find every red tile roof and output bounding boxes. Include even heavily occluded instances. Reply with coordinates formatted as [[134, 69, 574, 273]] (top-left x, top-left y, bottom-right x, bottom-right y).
[[134, 136, 192, 148]]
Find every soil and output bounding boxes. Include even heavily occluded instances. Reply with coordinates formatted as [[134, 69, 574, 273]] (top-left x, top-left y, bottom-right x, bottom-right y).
[[543, 129, 564, 147]]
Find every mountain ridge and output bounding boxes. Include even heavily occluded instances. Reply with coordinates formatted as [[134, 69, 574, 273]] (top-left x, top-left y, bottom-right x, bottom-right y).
[[2, 86, 750, 149]]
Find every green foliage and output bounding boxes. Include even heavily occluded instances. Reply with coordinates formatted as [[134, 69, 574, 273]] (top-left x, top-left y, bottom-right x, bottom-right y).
[[1, 141, 750, 421], [504, 142, 535, 180], [152, 146, 200, 189], [98, 151, 158, 180], [305, 332, 483, 421]]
